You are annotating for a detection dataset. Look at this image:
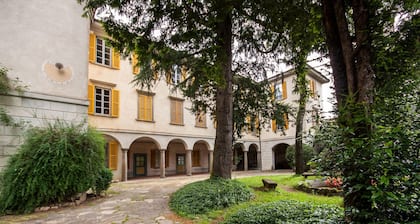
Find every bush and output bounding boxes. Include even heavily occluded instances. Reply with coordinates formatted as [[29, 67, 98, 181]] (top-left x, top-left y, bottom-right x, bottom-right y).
[[223, 200, 343, 224], [94, 167, 113, 195], [169, 177, 253, 216], [0, 121, 106, 214], [286, 144, 316, 171]]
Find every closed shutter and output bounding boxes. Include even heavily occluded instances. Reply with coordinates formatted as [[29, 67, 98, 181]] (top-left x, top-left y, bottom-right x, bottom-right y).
[[166, 71, 172, 84], [165, 151, 169, 168], [151, 149, 157, 168], [88, 84, 94, 115], [310, 80, 315, 97], [282, 81, 287, 99], [272, 120, 277, 133], [111, 89, 120, 117], [145, 95, 152, 121], [89, 33, 96, 63], [192, 150, 200, 167], [109, 141, 118, 170], [132, 54, 140, 74], [176, 101, 183, 124], [246, 115, 251, 132], [181, 66, 187, 81], [284, 114, 289, 130], [270, 84, 275, 99], [111, 49, 120, 69], [138, 94, 145, 120]]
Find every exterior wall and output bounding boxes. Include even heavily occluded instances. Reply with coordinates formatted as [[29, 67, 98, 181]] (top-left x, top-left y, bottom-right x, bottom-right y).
[[0, 1, 89, 170]]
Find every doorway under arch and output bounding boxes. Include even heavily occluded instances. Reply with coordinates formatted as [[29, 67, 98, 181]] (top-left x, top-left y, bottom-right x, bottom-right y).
[[272, 143, 291, 169]]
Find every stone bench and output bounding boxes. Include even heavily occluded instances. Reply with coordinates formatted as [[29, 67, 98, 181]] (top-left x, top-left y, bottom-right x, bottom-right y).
[[302, 172, 316, 179], [262, 178, 278, 190]]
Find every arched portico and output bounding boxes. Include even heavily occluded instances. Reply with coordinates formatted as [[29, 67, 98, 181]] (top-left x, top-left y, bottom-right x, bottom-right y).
[[192, 140, 211, 174], [233, 143, 245, 171], [272, 143, 291, 169], [128, 137, 161, 179]]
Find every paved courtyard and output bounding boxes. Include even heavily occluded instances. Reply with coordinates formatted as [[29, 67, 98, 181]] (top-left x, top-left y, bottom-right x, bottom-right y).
[[0, 170, 291, 224]]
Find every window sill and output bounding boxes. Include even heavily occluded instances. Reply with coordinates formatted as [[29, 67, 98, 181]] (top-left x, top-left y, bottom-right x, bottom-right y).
[[170, 123, 184, 126], [136, 119, 155, 123], [195, 125, 207, 129], [90, 114, 117, 118], [90, 62, 118, 70]]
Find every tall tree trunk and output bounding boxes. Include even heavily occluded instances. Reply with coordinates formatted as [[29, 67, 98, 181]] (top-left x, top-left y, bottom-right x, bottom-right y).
[[295, 96, 306, 174], [321, 0, 348, 107], [212, 8, 233, 179]]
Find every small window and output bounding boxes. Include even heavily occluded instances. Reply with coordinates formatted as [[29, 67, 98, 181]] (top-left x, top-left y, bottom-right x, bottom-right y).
[[195, 111, 207, 128], [96, 37, 112, 66], [171, 65, 182, 84], [274, 83, 283, 100], [95, 87, 111, 115], [170, 98, 184, 125]]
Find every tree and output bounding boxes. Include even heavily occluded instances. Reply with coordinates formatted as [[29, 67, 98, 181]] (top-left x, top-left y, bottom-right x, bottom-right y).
[[321, 0, 419, 222]]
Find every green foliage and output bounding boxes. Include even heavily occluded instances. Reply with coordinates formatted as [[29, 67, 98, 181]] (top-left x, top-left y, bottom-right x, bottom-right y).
[[0, 66, 11, 94], [94, 167, 113, 195], [223, 200, 343, 224], [286, 144, 315, 171], [0, 121, 106, 214], [169, 177, 253, 216]]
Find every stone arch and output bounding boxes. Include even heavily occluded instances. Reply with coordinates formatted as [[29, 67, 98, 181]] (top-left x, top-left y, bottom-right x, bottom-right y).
[[128, 136, 161, 178], [192, 140, 211, 173], [167, 138, 188, 175], [272, 143, 291, 169], [248, 144, 258, 170], [233, 143, 245, 171]]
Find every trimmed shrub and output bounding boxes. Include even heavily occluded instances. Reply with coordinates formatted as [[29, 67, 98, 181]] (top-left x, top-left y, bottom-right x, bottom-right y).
[[169, 177, 253, 216], [0, 121, 105, 214], [223, 200, 344, 224], [286, 144, 316, 171], [94, 167, 113, 195]]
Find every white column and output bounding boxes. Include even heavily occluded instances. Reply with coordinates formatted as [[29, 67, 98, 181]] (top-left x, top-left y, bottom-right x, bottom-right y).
[[121, 148, 128, 181], [160, 149, 166, 178], [186, 149, 192, 176]]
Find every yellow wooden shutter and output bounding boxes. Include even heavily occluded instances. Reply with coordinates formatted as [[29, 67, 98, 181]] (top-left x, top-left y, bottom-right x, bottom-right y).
[[111, 89, 119, 117], [181, 66, 187, 81], [284, 114, 289, 129], [145, 95, 152, 121], [132, 54, 140, 74], [138, 94, 145, 120], [166, 71, 172, 84], [282, 81, 287, 99], [89, 33, 96, 63], [88, 84, 94, 115], [170, 100, 176, 123], [111, 49, 120, 69], [109, 141, 118, 170], [310, 80, 315, 96], [246, 115, 251, 132], [270, 84, 275, 99], [272, 119, 277, 133]]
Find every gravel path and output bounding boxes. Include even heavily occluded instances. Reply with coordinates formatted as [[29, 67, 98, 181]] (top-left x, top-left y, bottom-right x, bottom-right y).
[[0, 170, 291, 224]]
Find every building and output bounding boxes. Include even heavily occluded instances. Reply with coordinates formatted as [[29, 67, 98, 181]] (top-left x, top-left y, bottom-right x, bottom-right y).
[[87, 23, 329, 181], [0, 1, 90, 170]]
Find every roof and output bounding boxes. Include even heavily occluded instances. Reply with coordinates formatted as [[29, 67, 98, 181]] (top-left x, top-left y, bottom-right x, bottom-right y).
[[268, 64, 330, 84]]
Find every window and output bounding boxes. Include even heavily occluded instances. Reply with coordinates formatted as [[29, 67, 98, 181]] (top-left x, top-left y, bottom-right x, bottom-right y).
[[171, 65, 181, 84], [170, 98, 184, 125], [88, 83, 119, 117], [195, 111, 207, 128], [192, 150, 200, 167], [138, 92, 153, 121], [96, 37, 111, 66], [271, 114, 289, 133], [166, 64, 187, 84], [272, 81, 287, 100], [105, 140, 118, 170], [89, 33, 120, 69], [95, 87, 111, 115], [151, 149, 169, 168]]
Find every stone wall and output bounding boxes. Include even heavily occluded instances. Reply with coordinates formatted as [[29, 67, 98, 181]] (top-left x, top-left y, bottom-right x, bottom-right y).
[[0, 92, 88, 170]]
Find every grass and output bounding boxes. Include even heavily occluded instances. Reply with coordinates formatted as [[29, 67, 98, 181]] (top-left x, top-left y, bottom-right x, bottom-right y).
[[177, 174, 343, 224]]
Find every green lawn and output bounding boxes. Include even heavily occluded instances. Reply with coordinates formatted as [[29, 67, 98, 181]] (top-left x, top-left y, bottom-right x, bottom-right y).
[[185, 174, 343, 224]]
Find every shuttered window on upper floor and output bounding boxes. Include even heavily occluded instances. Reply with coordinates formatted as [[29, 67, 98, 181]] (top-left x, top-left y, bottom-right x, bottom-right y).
[[89, 33, 120, 69]]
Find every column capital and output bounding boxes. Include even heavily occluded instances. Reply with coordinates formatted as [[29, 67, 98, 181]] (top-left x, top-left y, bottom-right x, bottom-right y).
[[121, 148, 129, 152], [186, 148, 193, 152], [159, 148, 167, 151]]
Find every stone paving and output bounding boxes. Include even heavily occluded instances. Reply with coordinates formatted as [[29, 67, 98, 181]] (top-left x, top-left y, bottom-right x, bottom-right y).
[[0, 170, 291, 224]]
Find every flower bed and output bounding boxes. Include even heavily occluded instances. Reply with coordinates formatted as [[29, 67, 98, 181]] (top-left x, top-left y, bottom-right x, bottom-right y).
[[296, 178, 343, 197]]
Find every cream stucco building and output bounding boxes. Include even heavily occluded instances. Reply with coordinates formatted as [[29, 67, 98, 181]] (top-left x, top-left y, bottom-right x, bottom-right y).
[[87, 23, 329, 181]]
